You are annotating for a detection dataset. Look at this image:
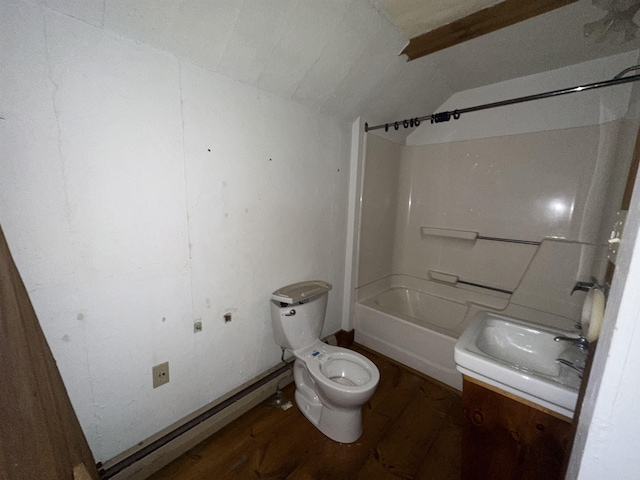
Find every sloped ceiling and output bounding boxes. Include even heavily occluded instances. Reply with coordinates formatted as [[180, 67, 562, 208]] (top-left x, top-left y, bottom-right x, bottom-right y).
[[42, 0, 640, 129]]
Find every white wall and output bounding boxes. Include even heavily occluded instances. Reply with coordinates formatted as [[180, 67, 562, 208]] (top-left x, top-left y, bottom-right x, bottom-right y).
[[0, 1, 350, 462]]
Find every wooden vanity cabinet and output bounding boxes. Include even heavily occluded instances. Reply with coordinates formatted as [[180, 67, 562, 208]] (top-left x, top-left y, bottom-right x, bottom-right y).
[[461, 376, 572, 480]]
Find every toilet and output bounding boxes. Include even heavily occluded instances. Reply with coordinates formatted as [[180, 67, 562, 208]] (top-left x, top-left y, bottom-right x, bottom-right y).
[[270, 280, 380, 443]]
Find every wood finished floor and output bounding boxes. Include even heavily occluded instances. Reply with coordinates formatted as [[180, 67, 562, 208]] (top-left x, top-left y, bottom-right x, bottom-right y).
[[148, 345, 463, 480]]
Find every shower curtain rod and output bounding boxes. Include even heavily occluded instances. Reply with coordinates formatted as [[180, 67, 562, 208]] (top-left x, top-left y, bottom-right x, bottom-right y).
[[364, 65, 640, 133]]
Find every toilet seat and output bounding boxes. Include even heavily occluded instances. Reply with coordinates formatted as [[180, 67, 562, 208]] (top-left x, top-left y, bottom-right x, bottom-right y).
[[293, 340, 380, 402]]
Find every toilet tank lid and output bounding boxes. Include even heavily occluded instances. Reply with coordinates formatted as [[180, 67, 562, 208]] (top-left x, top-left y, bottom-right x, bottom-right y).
[[272, 280, 332, 304]]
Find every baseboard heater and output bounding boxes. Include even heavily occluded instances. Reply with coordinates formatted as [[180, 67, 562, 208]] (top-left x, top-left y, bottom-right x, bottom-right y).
[[96, 331, 352, 480], [98, 360, 294, 480]]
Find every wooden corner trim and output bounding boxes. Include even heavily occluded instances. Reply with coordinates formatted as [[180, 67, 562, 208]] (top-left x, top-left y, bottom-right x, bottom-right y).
[[402, 0, 579, 61]]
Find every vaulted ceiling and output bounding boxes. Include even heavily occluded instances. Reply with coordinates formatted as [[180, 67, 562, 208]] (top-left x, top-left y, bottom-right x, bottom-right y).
[[43, 0, 640, 127]]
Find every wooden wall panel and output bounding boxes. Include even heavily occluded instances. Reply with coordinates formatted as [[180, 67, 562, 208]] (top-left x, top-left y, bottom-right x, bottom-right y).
[[0, 226, 98, 480], [462, 377, 571, 480]]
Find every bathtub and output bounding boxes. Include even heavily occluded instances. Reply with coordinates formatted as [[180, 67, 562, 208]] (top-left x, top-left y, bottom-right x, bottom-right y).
[[354, 276, 510, 391]]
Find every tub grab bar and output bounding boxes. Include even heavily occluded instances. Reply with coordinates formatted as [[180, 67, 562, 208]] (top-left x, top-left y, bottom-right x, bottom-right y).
[[476, 235, 540, 246], [428, 269, 513, 295], [457, 280, 513, 295], [420, 227, 478, 240], [420, 227, 540, 246]]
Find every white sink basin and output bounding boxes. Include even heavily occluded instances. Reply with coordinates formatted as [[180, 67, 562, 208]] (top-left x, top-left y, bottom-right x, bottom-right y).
[[454, 311, 587, 418]]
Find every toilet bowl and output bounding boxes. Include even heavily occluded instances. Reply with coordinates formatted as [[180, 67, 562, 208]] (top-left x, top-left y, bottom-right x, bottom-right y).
[[270, 280, 380, 443], [292, 340, 380, 443]]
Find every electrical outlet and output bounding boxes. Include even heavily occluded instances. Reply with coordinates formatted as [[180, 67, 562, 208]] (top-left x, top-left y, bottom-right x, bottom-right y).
[[152, 361, 170, 388]]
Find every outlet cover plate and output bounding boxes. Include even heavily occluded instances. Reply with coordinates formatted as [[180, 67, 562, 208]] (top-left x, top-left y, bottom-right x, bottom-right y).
[[152, 361, 170, 388]]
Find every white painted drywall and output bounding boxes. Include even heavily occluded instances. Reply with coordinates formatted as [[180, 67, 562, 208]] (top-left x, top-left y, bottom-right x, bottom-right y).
[[0, 2, 350, 462]]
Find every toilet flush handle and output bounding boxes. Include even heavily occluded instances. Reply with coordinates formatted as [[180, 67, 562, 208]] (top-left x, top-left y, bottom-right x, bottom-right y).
[[284, 309, 296, 316]]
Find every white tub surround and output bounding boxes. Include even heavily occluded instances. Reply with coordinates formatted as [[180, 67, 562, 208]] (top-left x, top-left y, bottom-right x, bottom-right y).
[[354, 57, 639, 392], [354, 274, 588, 391], [355, 274, 509, 389]]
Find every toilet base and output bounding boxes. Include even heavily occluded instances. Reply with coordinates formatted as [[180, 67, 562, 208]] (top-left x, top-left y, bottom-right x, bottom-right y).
[[295, 389, 363, 443], [289, 345, 378, 444]]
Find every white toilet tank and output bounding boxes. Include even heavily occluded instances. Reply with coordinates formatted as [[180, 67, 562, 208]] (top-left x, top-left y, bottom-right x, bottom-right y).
[[270, 280, 332, 351]]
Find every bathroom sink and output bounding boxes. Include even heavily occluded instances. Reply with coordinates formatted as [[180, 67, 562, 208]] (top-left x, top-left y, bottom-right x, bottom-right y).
[[454, 311, 587, 418]]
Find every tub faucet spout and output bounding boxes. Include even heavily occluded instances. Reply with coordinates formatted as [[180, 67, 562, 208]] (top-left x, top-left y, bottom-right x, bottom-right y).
[[571, 281, 594, 295], [554, 335, 589, 350], [555, 358, 585, 378]]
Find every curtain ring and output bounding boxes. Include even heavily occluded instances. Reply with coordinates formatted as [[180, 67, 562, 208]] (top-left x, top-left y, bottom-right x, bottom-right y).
[[385, 123, 389, 132], [453, 110, 460, 120], [415, 118, 420, 126], [403, 119, 409, 128], [410, 118, 414, 127], [394, 122, 399, 130]]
